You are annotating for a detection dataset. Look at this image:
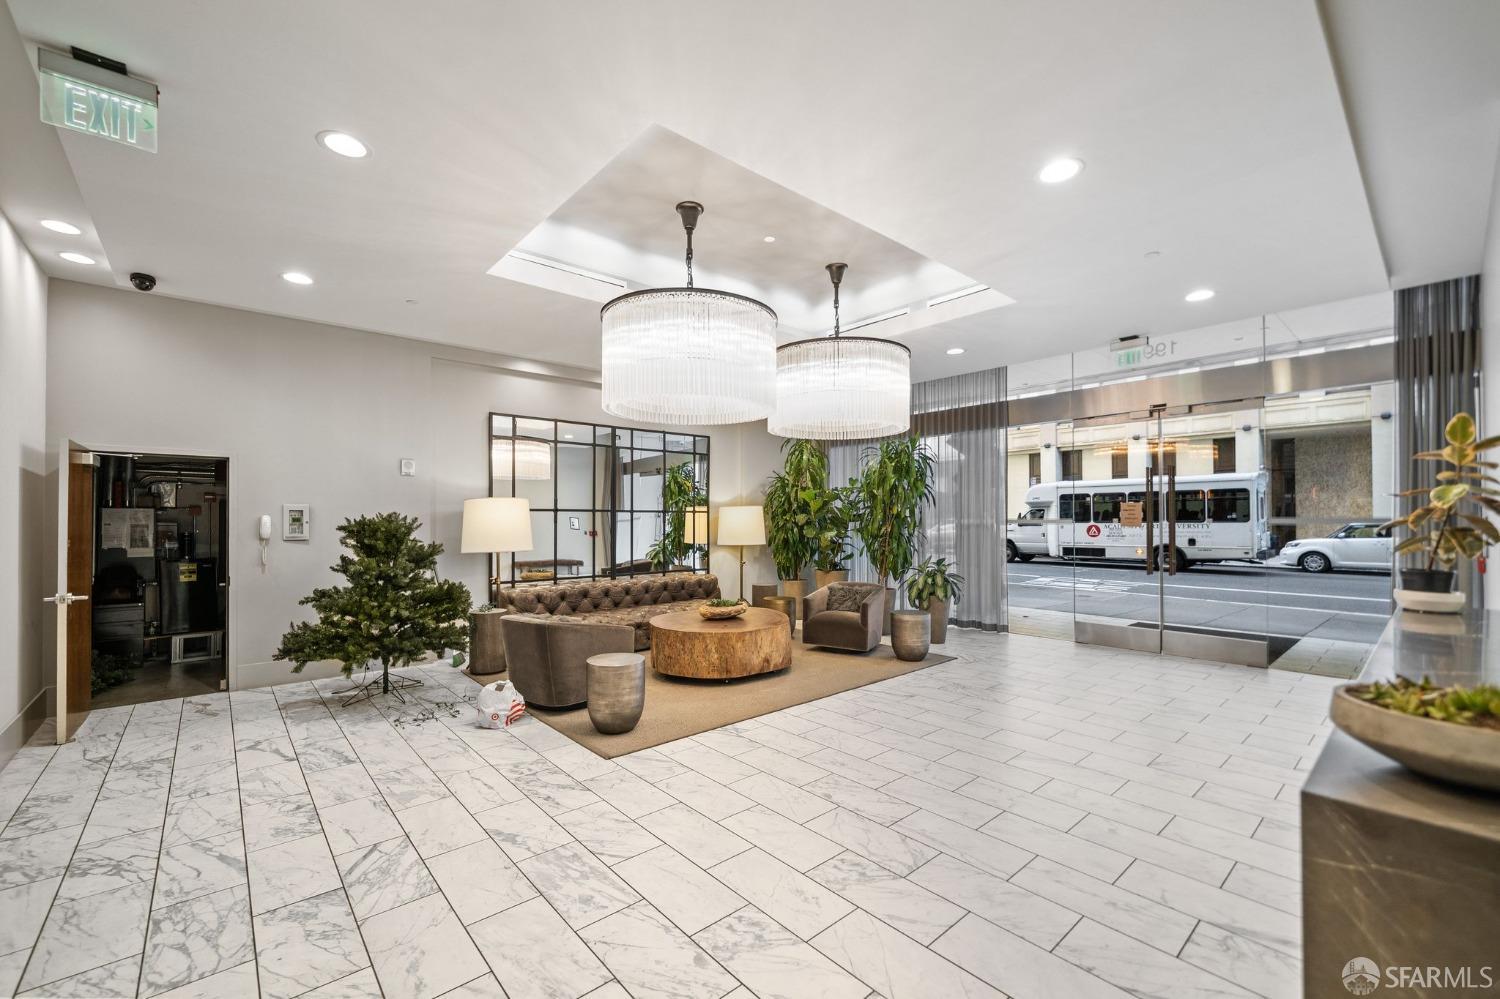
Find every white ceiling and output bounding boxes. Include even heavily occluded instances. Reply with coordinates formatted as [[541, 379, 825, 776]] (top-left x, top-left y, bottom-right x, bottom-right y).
[[503, 124, 1004, 335], [2, 1, 1497, 382]]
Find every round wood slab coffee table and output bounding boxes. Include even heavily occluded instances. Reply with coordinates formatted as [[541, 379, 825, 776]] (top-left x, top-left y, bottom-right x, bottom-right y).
[[649, 607, 793, 680]]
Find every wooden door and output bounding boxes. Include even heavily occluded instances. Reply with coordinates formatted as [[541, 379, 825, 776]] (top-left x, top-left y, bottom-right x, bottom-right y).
[[51, 441, 94, 743]]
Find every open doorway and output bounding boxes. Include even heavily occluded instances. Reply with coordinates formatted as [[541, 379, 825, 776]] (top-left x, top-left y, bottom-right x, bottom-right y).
[[88, 453, 229, 709]]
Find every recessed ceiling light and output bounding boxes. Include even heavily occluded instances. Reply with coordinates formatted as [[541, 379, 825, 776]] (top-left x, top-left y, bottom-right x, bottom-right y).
[[1184, 288, 1215, 302], [41, 219, 81, 235], [58, 251, 95, 265], [281, 271, 314, 285], [316, 131, 368, 158], [1038, 157, 1084, 184], [762, 235, 776, 243], [946, 347, 965, 355]]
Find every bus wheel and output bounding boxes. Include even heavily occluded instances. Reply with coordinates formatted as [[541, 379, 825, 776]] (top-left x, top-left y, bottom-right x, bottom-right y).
[[1174, 548, 1191, 571]]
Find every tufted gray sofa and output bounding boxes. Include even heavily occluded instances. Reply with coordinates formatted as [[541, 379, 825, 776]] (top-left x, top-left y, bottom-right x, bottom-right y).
[[494, 573, 720, 650]]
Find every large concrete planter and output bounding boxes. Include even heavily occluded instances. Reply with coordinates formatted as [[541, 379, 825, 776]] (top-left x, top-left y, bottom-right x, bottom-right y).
[[814, 569, 849, 590], [779, 578, 806, 622], [469, 610, 507, 676], [924, 598, 950, 644]]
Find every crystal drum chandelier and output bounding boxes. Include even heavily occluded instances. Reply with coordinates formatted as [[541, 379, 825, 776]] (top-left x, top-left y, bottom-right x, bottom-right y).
[[769, 263, 911, 440], [601, 201, 777, 425], [491, 439, 552, 480]]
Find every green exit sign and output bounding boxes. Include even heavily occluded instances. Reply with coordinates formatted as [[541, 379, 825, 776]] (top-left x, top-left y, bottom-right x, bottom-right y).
[[38, 49, 158, 153]]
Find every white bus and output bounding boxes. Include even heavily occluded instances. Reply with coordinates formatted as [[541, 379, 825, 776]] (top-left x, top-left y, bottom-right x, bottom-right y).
[[1008, 471, 1272, 570]]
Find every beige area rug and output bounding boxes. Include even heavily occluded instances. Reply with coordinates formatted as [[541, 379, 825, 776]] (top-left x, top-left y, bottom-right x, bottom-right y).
[[517, 643, 954, 758]]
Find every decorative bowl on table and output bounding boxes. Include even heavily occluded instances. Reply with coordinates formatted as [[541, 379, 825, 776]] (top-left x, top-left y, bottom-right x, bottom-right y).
[[1330, 678, 1500, 794], [698, 600, 747, 620]]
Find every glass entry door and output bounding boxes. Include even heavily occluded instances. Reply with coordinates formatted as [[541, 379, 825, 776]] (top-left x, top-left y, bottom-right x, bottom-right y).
[[1066, 401, 1274, 666]]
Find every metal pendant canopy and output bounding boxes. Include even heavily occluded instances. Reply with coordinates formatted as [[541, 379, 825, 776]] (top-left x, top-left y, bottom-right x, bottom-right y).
[[769, 262, 911, 440], [600, 201, 777, 426]]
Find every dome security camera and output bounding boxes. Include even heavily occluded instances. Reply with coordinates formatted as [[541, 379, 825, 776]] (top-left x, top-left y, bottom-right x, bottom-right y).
[[129, 272, 157, 291]]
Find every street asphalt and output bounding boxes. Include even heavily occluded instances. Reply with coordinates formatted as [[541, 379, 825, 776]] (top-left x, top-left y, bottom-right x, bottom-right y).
[[1005, 557, 1393, 644]]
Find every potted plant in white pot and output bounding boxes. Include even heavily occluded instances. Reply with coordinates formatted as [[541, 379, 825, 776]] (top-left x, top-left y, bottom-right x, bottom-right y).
[[852, 436, 936, 634], [765, 439, 825, 607], [1383, 412, 1500, 613], [903, 557, 964, 644]]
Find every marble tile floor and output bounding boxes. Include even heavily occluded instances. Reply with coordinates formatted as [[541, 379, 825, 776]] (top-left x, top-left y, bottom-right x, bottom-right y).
[[0, 630, 1339, 999]]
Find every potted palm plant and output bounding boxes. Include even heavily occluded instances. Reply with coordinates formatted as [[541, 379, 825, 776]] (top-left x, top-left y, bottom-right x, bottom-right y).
[[903, 557, 964, 644], [853, 436, 936, 633], [1383, 412, 1500, 613], [765, 439, 826, 605]]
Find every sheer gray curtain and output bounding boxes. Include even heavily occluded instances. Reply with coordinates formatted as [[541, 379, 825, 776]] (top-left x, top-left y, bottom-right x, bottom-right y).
[[1395, 276, 1483, 606], [912, 369, 1007, 631], [826, 441, 876, 583]]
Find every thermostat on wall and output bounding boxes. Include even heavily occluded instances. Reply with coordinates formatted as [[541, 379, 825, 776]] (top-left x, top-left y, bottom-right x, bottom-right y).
[[282, 504, 310, 540], [400, 458, 416, 476]]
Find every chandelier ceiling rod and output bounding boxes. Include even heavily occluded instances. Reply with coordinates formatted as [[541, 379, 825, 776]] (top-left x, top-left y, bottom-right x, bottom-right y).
[[677, 201, 703, 289], [827, 262, 846, 337]]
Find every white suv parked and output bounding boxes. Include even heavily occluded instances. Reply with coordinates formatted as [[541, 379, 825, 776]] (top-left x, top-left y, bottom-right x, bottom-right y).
[[1271, 521, 1392, 573]]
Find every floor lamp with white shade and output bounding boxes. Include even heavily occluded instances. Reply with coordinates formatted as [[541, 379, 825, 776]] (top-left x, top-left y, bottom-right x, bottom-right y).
[[716, 505, 766, 603], [461, 497, 533, 605]]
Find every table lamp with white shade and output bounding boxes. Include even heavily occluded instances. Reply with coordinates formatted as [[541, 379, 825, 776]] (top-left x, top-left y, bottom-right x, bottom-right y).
[[461, 497, 533, 603], [717, 505, 766, 602]]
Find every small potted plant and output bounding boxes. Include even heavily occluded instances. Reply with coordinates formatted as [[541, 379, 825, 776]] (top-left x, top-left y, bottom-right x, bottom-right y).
[[903, 557, 964, 644], [1383, 412, 1500, 613], [699, 597, 748, 620]]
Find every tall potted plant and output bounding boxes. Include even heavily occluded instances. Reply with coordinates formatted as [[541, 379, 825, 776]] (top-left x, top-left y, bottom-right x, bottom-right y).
[[1384, 412, 1500, 612], [903, 556, 964, 643], [853, 436, 936, 632], [764, 439, 826, 604], [813, 483, 855, 590]]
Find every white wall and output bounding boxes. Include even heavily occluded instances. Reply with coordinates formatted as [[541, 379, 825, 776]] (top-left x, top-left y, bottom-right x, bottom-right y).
[[47, 281, 780, 689], [1482, 152, 1500, 608], [0, 210, 48, 762]]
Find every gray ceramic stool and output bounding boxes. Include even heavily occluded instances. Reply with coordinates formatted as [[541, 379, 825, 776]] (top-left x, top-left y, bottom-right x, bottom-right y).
[[890, 610, 931, 662], [587, 652, 646, 734]]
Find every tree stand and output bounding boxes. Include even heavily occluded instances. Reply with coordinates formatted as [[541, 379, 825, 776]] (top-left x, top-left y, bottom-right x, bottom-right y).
[[337, 663, 424, 707]]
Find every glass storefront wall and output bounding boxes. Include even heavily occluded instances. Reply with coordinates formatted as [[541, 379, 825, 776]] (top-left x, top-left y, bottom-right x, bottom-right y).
[[1004, 293, 1396, 676]]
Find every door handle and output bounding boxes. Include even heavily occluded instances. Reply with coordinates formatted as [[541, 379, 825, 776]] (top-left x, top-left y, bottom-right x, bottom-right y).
[[1144, 466, 1155, 576], [1167, 470, 1178, 575], [43, 593, 88, 605]]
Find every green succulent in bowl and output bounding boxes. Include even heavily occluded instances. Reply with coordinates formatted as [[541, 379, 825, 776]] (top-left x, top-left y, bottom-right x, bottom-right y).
[[705, 598, 740, 608], [1355, 675, 1500, 731]]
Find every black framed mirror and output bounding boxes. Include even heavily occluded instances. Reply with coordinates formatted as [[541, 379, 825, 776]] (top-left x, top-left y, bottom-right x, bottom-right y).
[[488, 413, 710, 586]]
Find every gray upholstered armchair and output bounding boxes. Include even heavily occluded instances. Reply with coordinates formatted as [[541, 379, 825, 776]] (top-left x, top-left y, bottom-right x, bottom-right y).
[[802, 582, 884, 653], [499, 616, 634, 708]]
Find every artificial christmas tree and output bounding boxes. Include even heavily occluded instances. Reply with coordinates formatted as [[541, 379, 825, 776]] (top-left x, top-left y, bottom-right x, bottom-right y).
[[275, 512, 471, 704]]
